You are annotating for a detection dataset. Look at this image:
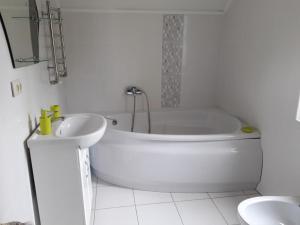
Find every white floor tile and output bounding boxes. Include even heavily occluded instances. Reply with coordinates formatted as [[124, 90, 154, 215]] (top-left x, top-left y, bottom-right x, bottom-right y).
[[137, 203, 182, 225], [209, 191, 243, 198], [176, 199, 227, 225], [94, 206, 138, 225], [213, 195, 247, 225], [172, 192, 209, 202], [96, 186, 134, 209], [134, 190, 173, 205]]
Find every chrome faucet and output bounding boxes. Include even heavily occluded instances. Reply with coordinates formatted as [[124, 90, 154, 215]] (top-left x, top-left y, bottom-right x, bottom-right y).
[[126, 86, 143, 96], [125, 86, 151, 133]]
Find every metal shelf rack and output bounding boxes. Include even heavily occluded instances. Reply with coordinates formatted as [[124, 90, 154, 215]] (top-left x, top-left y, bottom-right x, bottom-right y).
[[43, 0, 67, 85]]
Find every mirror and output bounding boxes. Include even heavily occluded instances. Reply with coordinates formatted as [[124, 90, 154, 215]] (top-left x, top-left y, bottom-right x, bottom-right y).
[[0, 0, 39, 68]]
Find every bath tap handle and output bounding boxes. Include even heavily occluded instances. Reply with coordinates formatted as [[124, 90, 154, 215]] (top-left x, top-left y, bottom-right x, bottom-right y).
[[105, 117, 118, 125], [125, 86, 143, 96]]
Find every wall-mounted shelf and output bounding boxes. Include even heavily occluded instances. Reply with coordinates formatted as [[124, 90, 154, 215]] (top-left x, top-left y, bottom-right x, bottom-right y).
[[15, 56, 48, 63], [42, 0, 68, 85], [12, 16, 62, 22]]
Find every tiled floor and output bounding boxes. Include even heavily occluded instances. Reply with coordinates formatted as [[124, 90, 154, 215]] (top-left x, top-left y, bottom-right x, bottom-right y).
[[91, 176, 260, 225]]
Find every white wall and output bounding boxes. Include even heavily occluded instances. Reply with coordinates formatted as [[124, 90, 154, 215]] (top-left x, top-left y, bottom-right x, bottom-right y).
[[217, 0, 300, 195], [0, 0, 67, 223], [60, 0, 229, 12], [182, 15, 221, 109], [63, 12, 221, 113]]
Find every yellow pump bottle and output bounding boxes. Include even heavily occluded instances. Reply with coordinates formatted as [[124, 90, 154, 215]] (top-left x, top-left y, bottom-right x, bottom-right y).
[[39, 109, 52, 135], [50, 105, 61, 121]]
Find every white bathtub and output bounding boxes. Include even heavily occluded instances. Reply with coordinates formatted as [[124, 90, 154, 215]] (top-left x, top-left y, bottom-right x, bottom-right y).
[[90, 109, 263, 192]]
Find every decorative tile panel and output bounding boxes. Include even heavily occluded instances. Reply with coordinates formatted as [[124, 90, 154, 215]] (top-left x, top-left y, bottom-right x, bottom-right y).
[[161, 75, 181, 108], [162, 15, 184, 43], [162, 43, 183, 76], [161, 14, 184, 108]]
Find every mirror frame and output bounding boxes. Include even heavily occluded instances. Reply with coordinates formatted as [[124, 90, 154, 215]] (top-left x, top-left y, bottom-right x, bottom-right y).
[[0, 0, 40, 68], [0, 12, 16, 68]]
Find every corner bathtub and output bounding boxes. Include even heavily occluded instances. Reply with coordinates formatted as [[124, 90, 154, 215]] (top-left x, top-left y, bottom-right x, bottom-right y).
[[90, 109, 262, 192]]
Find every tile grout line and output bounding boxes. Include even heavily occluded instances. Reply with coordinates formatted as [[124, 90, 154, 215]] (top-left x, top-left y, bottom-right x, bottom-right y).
[[209, 194, 230, 225], [94, 204, 136, 211], [242, 189, 261, 196], [132, 190, 141, 225], [171, 193, 185, 225], [172, 197, 211, 202], [93, 197, 212, 211], [136, 200, 174, 206], [93, 190, 256, 211], [208, 192, 244, 199]]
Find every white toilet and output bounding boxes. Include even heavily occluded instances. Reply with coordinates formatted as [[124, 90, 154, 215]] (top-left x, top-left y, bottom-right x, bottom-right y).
[[238, 196, 300, 225]]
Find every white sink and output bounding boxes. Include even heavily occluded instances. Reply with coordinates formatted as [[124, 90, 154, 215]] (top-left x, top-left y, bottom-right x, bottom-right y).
[[238, 196, 300, 225], [56, 114, 107, 148], [28, 114, 107, 149]]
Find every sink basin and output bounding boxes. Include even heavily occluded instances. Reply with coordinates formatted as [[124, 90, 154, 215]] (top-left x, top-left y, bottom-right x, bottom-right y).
[[55, 114, 107, 148], [28, 114, 107, 149], [238, 196, 300, 225]]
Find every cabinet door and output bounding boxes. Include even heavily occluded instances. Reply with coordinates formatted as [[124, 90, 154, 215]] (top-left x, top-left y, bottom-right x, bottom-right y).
[[79, 148, 93, 225], [85, 149, 93, 208]]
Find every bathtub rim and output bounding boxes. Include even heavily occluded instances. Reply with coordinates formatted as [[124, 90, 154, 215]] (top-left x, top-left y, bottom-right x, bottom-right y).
[[103, 107, 260, 142], [106, 128, 260, 142]]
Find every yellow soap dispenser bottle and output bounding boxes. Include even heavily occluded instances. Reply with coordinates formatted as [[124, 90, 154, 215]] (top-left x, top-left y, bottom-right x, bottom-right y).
[[39, 109, 52, 135], [50, 105, 61, 121]]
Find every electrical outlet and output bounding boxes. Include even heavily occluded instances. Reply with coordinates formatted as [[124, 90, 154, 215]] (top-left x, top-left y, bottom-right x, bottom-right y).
[[10, 79, 23, 97]]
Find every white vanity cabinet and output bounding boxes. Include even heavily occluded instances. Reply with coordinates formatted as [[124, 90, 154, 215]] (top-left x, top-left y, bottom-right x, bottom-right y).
[[27, 114, 107, 225], [29, 143, 93, 225]]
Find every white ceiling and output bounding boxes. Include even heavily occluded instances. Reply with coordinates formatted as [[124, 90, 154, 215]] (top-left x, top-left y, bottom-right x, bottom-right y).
[[60, 0, 233, 13]]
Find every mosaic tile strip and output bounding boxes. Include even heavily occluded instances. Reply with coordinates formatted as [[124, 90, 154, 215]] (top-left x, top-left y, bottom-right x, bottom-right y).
[[161, 74, 181, 108], [163, 15, 184, 43], [161, 14, 184, 108], [162, 42, 183, 76]]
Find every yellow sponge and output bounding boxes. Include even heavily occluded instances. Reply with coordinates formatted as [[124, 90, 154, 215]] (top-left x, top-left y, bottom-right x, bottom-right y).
[[241, 126, 256, 133]]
